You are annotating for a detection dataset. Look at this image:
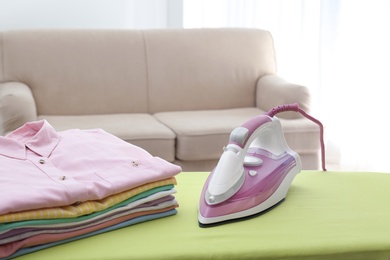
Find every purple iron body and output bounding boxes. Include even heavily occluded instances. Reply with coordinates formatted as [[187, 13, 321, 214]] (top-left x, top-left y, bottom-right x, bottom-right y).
[[198, 104, 326, 227]]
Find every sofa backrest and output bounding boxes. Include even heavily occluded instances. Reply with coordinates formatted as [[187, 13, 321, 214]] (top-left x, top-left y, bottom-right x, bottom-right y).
[[0, 28, 276, 115], [144, 28, 276, 113]]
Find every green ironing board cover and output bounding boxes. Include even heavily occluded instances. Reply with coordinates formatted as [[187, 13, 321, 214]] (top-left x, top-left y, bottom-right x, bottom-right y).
[[17, 171, 390, 260]]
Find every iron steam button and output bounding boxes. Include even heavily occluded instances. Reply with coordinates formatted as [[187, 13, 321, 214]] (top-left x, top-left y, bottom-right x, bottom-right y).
[[249, 170, 257, 176]]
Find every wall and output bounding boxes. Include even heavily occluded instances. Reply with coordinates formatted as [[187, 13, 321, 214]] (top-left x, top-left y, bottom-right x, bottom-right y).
[[0, 0, 183, 31]]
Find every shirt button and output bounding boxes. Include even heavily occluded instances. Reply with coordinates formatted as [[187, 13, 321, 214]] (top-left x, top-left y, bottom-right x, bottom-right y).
[[132, 161, 139, 167], [39, 159, 45, 164], [59, 176, 66, 181]]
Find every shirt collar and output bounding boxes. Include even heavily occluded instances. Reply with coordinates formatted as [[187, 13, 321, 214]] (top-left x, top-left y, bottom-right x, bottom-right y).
[[0, 120, 60, 159]]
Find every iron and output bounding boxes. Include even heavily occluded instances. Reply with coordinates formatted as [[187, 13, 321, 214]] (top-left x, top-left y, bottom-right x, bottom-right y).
[[198, 103, 326, 227]]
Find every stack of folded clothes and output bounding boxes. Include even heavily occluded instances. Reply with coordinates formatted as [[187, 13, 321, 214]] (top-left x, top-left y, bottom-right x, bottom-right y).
[[0, 120, 182, 259]]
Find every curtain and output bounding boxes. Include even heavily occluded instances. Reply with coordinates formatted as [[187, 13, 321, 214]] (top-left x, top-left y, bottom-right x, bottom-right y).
[[183, 0, 390, 172]]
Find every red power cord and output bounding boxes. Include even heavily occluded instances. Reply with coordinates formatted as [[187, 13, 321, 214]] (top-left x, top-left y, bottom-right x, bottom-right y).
[[266, 103, 327, 171]]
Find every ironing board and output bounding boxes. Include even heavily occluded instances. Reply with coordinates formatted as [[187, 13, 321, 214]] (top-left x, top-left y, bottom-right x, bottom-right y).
[[15, 171, 390, 260]]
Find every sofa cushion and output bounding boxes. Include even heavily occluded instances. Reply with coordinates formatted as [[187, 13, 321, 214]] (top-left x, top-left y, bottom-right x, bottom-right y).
[[154, 108, 320, 161], [37, 114, 176, 162]]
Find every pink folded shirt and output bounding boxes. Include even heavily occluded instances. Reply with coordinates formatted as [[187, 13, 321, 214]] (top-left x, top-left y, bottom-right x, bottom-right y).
[[0, 120, 181, 215]]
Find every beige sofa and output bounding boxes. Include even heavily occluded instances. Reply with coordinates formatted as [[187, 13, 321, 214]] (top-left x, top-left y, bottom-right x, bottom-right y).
[[0, 28, 321, 171]]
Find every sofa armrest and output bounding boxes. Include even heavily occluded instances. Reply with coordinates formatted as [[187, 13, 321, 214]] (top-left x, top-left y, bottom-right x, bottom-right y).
[[256, 74, 311, 119], [0, 82, 37, 135]]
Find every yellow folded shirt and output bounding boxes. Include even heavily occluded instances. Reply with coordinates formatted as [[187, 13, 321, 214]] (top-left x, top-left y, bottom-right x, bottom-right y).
[[0, 177, 176, 223]]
